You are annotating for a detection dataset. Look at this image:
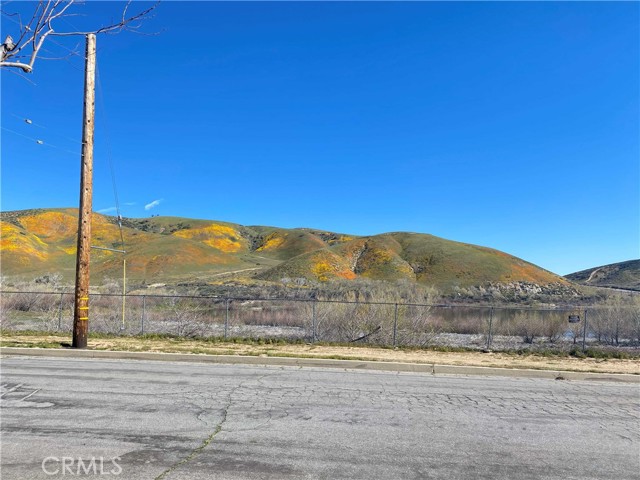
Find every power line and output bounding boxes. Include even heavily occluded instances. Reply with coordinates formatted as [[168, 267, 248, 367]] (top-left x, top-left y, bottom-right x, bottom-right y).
[[9, 112, 82, 145], [4, 10, 126, 254], [10, 113, 45, 128], [96, 59, 125, 248], [1, 126, 78, 155]]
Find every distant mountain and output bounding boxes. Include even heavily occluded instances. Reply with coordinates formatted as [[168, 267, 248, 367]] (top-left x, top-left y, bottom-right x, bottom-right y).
[[0, 208, 567, 290], [565, 260, 640, 291]]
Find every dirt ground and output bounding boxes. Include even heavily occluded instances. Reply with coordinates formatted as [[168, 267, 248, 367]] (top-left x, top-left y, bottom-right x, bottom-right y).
[[1, 333, 639, 375]]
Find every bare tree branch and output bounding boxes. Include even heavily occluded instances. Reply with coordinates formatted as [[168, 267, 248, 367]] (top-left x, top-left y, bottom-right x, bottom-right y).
[[1, 0, 159, 73], [51, 1, 157, 36]]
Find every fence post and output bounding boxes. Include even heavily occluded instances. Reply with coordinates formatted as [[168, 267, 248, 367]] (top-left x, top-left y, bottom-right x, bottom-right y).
[[311, 300, 317, 343], [224, 299, 229, 340], [140, 295, 146, 335], [486, 307, 494, 350], [58, 292, 64, 330], [393, 303, 398, 347], [582, 308, 588, 353]]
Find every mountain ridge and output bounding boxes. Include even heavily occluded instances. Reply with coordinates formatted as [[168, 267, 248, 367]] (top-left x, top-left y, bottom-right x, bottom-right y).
[[1, 208, 566, 290], [565, 260, 640, 291]]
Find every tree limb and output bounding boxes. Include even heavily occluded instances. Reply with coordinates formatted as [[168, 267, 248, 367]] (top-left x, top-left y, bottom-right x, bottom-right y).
[[1, 0, 159, 73]]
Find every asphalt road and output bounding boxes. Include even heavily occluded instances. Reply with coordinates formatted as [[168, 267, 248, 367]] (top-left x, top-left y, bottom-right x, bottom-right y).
[[1, 356, 638, 480]]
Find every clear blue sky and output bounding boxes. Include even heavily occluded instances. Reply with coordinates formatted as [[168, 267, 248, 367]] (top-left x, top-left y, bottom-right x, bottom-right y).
[[1, 1, 638, 276]]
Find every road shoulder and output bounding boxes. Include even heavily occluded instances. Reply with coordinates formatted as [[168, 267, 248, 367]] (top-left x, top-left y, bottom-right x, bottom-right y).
[[1, 345, 638, 383]]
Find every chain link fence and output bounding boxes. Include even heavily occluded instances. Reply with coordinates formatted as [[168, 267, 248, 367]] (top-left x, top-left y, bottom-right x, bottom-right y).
[[1, 291, 639, 352]]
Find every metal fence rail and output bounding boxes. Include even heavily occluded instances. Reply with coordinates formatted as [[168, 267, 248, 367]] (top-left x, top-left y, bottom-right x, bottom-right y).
[[1, 290, 638, 352]]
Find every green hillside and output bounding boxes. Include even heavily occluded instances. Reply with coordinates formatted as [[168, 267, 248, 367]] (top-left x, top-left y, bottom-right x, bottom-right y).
[[257, 232, 562, 289], [0, 208, 567, 290]]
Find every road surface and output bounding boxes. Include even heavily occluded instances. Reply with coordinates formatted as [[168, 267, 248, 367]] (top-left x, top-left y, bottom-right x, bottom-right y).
[[1, 356, 638, 479]]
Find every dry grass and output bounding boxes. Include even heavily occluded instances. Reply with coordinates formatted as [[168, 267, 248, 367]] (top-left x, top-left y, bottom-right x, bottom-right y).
[[1, 333, 638, 375]]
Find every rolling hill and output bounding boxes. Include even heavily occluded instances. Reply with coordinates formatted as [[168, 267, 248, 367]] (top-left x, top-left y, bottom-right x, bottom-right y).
[[0, 208, 567, 290], [565, 260, 640, 291]]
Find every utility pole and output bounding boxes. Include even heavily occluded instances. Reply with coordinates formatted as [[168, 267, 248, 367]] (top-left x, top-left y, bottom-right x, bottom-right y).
[[72, 34, 96, 349]]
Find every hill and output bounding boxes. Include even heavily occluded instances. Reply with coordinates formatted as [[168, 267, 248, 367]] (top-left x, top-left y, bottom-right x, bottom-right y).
[[565, 260, 640, 291], [0, 208, 567, 291]]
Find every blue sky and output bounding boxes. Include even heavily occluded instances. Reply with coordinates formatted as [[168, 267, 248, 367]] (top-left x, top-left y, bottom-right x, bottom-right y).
[[1, 1, 638, 276]]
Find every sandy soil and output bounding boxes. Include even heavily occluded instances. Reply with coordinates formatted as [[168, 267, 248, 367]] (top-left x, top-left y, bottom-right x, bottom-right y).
[[2, 334, 639, 375]]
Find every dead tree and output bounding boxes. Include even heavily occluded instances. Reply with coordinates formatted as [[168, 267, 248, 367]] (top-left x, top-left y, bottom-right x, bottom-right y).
[[1, 0, 158, 73]]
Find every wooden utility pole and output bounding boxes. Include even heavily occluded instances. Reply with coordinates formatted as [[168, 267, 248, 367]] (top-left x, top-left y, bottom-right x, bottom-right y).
[[72, 34, 96, 349]]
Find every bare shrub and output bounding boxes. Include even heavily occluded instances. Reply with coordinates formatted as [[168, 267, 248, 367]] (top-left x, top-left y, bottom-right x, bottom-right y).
[[164, 298, 210, 338], [566, 314, 584, 345], [589, 298, 639, 346], [395, 304, 440, 347], [540, 311, 566, 344], [630, 297, 640, 346], [0, 298, 17, 329], [513, 311, 545, 344], [438, 306, 487, 335], [316, 301, 387, 344], [39, 304, 65, 332], [0, 290, 73, 332], [3, 291, 53, 312], [34, 273, 63, 289], [317, 279, 440, 305], [91, 295, 126, 334], [230, 300, 307, 328]]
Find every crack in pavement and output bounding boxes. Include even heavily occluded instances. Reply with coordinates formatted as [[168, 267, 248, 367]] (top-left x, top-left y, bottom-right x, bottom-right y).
[[153, 386, 239, 479], [153, 407, 229, 480], [153, 372, 273, 480]]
